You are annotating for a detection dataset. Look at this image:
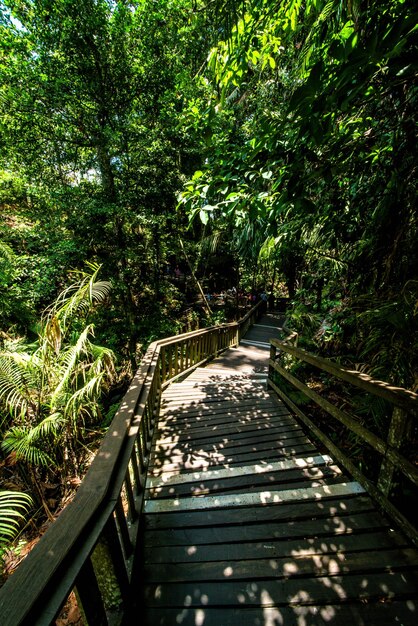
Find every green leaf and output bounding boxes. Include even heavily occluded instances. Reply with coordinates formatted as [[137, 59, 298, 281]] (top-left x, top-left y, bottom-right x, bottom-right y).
[[0, 491, 33, 545], [199, 209, 209, 224]]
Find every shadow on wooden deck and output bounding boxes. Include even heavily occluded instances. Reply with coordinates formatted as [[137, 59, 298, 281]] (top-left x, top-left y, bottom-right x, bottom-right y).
[[121, 315, 418, 626]]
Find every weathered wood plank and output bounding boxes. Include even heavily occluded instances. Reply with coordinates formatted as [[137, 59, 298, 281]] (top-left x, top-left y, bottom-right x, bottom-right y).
[[159, 400, 288, 419], [143, 570, 418, 607], [146, 454, 333, 488], [157, 408, 292, 429], [153, 423, 309, 447], [144, 496, 379, 533], [162, 382, 270, 393], [162, 392, 285, 407], [144, 529, 408, 564], [161, 388, 273, 403], [146, 465, 343, 499], [162, 386, 271, 400], [144, 482, 365, 513], [142, 603, 418, 626], [144, 547, 418, 584], [161, 390, 283, 406], [153, 425, 303, 452], [156, 413, 298, 437], [151, 431, 310, 458], [149, 442, 319, 475], [151, 422, 311, 456]]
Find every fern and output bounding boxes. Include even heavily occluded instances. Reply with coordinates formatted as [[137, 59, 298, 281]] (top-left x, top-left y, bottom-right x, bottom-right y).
[[0, 491, 33, 546], [44, 263, 111, 334], [2, 426, 54, 467], [50, 325, 94, 405], [0, 353, 33, 422], [0, 265, 115, 478]]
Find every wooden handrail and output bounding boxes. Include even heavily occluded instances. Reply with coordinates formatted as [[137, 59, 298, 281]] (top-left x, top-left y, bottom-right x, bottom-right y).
[[268, 334, 418, 547], [0, 302, 262, 626], [270, 338, 418, 413]]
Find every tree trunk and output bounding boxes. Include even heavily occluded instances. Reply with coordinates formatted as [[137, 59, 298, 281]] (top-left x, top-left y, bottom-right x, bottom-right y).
[[96, 138, 139, 368]]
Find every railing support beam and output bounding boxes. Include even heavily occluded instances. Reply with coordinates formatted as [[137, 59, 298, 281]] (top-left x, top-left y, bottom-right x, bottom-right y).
[[378, 407, 412, 497], [75, 558, 108, 626]]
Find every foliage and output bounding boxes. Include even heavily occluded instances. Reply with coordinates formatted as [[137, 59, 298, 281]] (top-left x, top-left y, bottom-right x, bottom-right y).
[[0, 0, 216, 361], [0, 264, 115, 506], [0, 490, 32, 548], [0, 0, 415, 575], [179, 0, 418, 387]]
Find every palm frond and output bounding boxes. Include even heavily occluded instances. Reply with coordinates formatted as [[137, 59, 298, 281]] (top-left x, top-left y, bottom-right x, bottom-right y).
[[51, 325, 95, 406], [43, 264, 111, 333], [89, 345, 116, 380], [2, 426, 54, 467], [199, 230, 224, 256], [299, 0, 338, 74], [0, 241, 15, 263], [353, 293, 416, 386], [64, 375, 104, 423], [0, 491, 33, 545], [44, 315, 62, 355], [27, 413, 64, 442], [0, 353, 33, 421]]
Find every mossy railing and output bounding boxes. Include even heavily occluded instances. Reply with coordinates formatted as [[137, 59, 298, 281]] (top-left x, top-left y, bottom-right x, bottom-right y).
[[268, 332, 418, 547], [0, 302, 262, 626]]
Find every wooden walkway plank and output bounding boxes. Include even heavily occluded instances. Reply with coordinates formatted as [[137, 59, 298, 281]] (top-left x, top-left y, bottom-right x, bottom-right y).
[[148, 441, 319, 475], [143, 603, 418, 626], [149, 429, 309, 462], [147, 454, 334, 487], [151, 424, 312, 450], [156, 412, 298, 435], [144, 529, 410, 564], [143, 496, 382, 533], [159, 397, 284, 417], [143, 547, 418, 583], [150, 428, 309, 456], [143, 571, 418, 607], [146, 466, 345, 500], [143, 482, 365, 513]]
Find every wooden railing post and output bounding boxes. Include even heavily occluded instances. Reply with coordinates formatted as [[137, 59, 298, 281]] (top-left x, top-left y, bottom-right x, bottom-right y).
[[377, 406, 412, 497], [102, 516, 130, 604], [86, 522, 129, 618], [269, 342, 277, 382], [74, 558, 108, 626], [161, 346, 166, 383]]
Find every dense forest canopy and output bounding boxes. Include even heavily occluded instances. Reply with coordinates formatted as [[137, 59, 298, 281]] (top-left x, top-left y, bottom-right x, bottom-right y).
[[0, 0, 417, 548], [0, 0, 212, 356], [180, 0, 417, 386]]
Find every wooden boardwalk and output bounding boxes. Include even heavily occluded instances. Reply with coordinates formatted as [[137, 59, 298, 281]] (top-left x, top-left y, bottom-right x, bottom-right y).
[[130, 315, 418, 625]]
